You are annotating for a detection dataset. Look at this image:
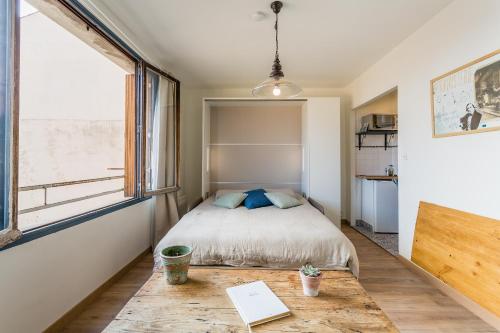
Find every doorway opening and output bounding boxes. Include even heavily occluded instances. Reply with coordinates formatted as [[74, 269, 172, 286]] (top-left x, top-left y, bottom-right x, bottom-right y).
[[351, 88, 398, 255]]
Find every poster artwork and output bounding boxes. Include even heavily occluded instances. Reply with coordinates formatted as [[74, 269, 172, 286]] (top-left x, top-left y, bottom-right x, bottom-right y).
[[432, 51, 500, 137]]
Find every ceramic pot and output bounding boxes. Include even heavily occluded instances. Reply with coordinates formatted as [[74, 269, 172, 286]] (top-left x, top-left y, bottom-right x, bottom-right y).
[[299, 271, 322, 296], [160, 245, 193, 285]]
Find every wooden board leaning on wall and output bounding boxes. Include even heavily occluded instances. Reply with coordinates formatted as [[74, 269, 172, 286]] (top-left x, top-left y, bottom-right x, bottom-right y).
[[412, 202, 500, 316]]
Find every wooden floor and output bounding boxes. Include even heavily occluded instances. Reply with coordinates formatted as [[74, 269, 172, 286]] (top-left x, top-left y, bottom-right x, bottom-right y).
[[60, 226, 495, 332], [342, 226, 495, 333]]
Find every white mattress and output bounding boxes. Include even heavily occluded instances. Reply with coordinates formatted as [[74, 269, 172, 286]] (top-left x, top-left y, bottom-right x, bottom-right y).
[[154, 197, 359, 276]]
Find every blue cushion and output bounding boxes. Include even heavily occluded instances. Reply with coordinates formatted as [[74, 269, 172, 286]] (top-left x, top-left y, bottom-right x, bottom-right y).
[[243, 189, 273, 209]]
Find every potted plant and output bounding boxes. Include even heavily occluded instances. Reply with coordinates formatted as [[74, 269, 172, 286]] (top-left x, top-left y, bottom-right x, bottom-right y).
[[160, 245, 193, 285], [299, 264, 322, 296]]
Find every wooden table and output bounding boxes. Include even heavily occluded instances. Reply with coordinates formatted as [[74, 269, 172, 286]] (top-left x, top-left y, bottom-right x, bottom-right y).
[[104, 268, 398, 332]]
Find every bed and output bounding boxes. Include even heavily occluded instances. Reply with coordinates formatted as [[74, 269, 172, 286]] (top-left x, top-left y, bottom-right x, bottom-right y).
[[154, 194, 359, 276]]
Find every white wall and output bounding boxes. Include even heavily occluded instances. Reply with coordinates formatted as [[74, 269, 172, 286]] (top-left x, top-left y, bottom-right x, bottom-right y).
[[347, 0, 500, 259], [0, 200, 152, 333]]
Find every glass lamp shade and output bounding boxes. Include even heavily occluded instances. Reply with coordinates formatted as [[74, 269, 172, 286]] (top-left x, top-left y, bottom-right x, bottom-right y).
[[252, 77, 302, 98]]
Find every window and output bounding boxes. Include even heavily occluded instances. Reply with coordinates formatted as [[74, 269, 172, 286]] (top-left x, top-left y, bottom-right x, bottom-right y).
[[143, 66, 180, 196], [16, 0, 138, 231], [0, 0, 180, 248], [0, 0, 18, 241]]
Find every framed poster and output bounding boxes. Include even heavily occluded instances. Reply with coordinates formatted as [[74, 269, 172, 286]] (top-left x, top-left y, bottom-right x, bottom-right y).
[[431, 50, 500, 137]]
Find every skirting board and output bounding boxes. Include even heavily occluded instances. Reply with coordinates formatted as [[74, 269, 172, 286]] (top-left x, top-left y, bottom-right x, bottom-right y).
[[396, 255, 500, 330], [44, 247, 151, 333]]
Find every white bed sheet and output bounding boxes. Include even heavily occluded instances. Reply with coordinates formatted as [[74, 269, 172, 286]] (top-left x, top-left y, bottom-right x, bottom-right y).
[[154, 197, 359, 276]]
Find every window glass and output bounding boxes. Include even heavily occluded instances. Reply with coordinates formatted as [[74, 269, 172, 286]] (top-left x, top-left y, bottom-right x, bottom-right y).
[[17, 0, 136, 230], [0, 0, 14, 231], [144, 68, 177, 194]]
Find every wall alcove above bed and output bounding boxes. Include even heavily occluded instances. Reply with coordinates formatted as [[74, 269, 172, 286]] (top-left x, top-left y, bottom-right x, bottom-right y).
[[202, 98, 342, 228]]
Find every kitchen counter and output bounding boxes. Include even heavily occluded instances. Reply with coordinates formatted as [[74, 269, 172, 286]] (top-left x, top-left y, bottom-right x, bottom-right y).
[[356, 175, 398, 181]]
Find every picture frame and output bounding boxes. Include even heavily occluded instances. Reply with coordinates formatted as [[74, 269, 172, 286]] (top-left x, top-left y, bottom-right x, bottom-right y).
[[430, 49, 500, 138]]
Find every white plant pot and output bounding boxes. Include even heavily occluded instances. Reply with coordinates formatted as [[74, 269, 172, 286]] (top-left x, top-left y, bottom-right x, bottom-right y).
[[299, 271, 322, 297]]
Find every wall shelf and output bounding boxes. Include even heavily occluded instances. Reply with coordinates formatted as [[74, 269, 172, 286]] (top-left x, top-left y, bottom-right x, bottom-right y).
[[355, 145, 397, 149], [356, 130, 397, 150]]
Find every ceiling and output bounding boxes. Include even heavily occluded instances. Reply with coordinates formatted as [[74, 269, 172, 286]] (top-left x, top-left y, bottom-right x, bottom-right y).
[[86, 0, 452, 88]]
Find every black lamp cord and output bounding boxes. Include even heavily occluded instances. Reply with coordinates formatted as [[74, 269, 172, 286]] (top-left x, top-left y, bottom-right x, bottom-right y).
[[274, 11, 279, 59]]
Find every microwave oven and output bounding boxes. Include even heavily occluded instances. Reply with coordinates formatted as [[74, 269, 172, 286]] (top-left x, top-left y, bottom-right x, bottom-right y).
[[361, 114, 397, 131]]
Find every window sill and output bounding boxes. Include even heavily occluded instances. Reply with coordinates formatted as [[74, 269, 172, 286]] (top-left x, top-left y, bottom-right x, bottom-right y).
[[1, 197, 150, 251]]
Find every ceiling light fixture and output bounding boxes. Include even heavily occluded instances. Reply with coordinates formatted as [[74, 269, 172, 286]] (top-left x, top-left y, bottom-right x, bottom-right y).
[[252, 1, 301, 98]]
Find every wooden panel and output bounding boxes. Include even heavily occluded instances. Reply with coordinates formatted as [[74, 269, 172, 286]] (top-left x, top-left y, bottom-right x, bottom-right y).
[[103, 268, 397, 332], [124, 74, 135, 197], [411, 201, 500, 316]]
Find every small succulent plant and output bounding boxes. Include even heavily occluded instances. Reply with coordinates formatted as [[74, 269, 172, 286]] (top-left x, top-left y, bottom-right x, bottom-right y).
[[300, 264, 321, 277]]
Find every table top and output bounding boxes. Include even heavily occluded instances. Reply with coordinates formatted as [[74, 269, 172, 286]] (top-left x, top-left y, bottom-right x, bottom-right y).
[[104, 268, 398, 332]]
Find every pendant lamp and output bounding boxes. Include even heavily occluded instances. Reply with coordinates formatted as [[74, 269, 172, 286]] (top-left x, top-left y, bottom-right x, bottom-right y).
[[252, 1, 301, 98]]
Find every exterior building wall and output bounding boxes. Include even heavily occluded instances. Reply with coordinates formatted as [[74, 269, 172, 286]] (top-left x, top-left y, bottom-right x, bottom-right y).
[[19, 12, 128, 228]]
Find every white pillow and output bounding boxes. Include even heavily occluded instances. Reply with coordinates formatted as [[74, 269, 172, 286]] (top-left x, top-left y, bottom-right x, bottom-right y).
[[264, 192, 303, 209], [213, 193, 248, 209], [215, 188, 300, 200], [215, 189, 249, 199], [264, 188, 300, 199]]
